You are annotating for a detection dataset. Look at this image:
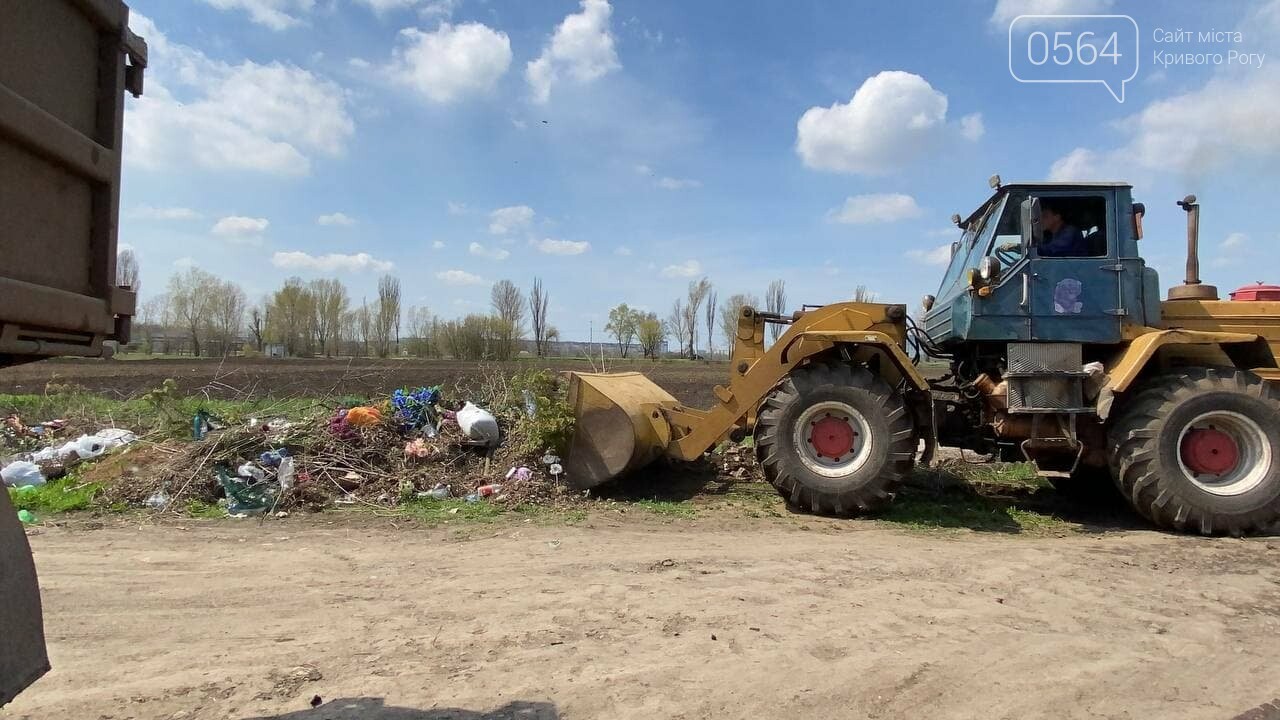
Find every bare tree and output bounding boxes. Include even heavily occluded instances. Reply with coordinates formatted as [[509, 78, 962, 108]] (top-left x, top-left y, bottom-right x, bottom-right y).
[[267, 277, 313, 356], [375, 275, 401, 358], [168, 267, 218, 357], [209, 280, 247, 356], [766, 279, 786, 342], [138, 293, 169, 354], [853, 285, 877, 303], [404, 306, 434, 357], [309, 278, 349, 357], [116, 248, 141, 295], [528, 277, 550, 357], [356, 301, 372, 357], [667, 299, 688, 358], [685, 277, 711, 358], [719, 292, 760, 350], [490, 279, 525, 359], [636, 312, 665, 359], [248, 301, 266, 352], [605, 303, 638, 358], [704, 287, 717, 357]]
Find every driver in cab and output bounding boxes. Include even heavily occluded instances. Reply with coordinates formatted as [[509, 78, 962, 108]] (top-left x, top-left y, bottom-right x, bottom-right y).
[[1038, 201, 1085, 256]]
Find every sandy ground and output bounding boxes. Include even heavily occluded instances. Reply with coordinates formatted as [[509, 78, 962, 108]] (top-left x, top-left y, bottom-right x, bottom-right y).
[[9, 515, 1280, 720]]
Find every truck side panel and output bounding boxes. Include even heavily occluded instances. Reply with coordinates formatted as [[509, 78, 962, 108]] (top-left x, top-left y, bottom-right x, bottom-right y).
[[0, 0, 144, 362]]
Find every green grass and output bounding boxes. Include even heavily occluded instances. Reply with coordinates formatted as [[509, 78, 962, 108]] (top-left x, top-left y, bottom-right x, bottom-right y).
[[399, 497, 505, 523], [634, 499, 696, 518], [8, 476, 101, 515], [184, 499, 226, 519]]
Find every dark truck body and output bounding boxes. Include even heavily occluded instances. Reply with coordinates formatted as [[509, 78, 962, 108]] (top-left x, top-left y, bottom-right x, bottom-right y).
[[0, 0, 145, 705], [0, 0, 145, 366]]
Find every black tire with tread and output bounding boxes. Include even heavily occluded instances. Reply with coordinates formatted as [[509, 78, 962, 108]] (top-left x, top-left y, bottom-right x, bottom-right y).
[[1108, 367, 1280, 536], [754, 360, 916, 515]]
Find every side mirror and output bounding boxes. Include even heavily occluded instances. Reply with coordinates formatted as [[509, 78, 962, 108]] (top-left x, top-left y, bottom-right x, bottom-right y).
[[1020, 197, 1042, 249], [1131, 202, 1145, 240]]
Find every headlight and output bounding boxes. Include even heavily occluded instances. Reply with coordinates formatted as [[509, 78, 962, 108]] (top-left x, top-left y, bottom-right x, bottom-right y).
[[977, 256, 1001, 284], [921, 294, 935, 312]]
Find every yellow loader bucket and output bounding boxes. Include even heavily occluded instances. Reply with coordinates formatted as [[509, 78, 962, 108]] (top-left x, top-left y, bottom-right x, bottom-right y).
[[564, 372, 679, 488]]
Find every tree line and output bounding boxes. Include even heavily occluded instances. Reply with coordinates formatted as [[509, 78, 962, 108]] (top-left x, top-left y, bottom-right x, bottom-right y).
[[132, 263, 561, 361], [604, 277, 789, 359]]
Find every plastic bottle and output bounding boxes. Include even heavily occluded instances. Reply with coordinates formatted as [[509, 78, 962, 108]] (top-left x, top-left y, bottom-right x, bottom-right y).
[[277, 456, 296, 491], [417, 485, 449, 500], [476, 484, 502, 497]]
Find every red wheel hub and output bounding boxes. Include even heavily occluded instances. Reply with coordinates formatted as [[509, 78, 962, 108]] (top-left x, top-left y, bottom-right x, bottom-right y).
[[810, 415, 856, 459], [1180, 427, 1240, 476]]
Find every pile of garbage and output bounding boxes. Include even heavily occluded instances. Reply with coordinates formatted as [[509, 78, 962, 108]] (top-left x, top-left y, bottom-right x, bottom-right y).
[[2, 414, 137, 489], [96, 381, 576, 517]]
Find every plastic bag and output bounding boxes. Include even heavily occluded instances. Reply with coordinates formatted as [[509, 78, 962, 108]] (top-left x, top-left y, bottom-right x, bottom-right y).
[[456, 402, 499, 446], [1, 461, 46, 487]]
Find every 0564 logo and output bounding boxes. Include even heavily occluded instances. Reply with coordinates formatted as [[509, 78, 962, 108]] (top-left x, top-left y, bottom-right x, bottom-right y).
[[1008, 15, 1140, 103]]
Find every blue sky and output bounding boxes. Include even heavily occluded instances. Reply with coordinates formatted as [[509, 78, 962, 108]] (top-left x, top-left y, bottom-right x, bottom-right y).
[[121, 0, 1280, 345]]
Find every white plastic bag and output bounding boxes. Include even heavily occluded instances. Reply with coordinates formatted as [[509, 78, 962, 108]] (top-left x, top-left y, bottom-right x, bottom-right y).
[[1, 461, 46, 487], [456, 402, 500, 446]]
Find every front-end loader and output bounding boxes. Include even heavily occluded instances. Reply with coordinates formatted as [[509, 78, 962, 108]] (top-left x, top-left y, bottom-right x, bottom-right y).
[[564, 179, 1280, 536]]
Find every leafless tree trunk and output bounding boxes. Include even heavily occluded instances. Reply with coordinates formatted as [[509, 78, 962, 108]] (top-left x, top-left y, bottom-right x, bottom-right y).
[[168, 267, 217, 357], [210, 280, 246, 356], [309, 278, 349, 357], [116, 248, 141, 295], [375, 275, 401, 358], [853, 285, 877, 303], [667, 299, 688, 358], [720, 293, 759, 351], [704, 288, 717, 357], [685, 277, 711, 358], [529, 277, 550, 357], [766, 279, 786, 342], [490, 279, 524, 360]]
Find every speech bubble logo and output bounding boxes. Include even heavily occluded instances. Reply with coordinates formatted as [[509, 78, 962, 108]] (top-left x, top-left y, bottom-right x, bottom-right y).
[[1008, 15, 1140, 103]]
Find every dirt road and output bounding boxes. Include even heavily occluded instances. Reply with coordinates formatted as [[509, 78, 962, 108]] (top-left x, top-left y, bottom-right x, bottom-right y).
[[9, 515, 1280, 720]]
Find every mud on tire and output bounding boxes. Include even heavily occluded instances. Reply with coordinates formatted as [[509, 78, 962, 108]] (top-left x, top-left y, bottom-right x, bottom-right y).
[[754, 360, 916, 515], [1108, 367, 1280, 536]]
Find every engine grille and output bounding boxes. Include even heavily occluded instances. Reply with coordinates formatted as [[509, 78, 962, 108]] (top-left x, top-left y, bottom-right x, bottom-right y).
[[1007, 343, 1082, 374]]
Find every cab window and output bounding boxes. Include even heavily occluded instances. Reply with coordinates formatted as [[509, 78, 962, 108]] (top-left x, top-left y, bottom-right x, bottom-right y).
[[1032, 196, 1108, 258]]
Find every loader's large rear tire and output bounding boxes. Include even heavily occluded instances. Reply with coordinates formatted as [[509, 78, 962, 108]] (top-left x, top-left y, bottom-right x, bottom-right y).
[[754, 361, 916, 515], [1108, 367, 1280, 536]]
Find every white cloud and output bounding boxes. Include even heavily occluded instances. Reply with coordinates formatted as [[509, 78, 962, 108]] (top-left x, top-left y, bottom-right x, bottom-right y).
[[526, 0, 621, 104], [1222, 232, 1247, 249], [488, 205, 535, 234], [173, 257, 196, 268], [822, 260, 839, 276], [661, 259, 701, 278], [125, 15, 354, 176], [796, 71, 950, 175], [272, 251, 394, 273], [317, 212, 356, 226], [657, 176, 701, 190], [212, 215, 270, 240], [634, 164, 653, 175], [533, 238, 591, 255], [348, 57, 372, 70], [447, 201, 469, 215], [826, 193, 922, 224], [469, 241, 511, 260], [389, 23, 512, 104], [927, 226, 961, 238], [435, 269, 487, 285], [960, 113, 985, 142], [989, 0, 1114, 29], [1049, 3, 1280, 182], [1047, 147, 1104, 181], [129, 205, 202, 221], [200, 0, 314, 30], [906, 244, 954, 266], [432, 240, 446, 250], [614, 246, 633, 256]]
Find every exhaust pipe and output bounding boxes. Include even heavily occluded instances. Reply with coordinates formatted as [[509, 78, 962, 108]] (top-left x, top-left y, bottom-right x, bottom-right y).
[[1167, 194, 1219, 301]]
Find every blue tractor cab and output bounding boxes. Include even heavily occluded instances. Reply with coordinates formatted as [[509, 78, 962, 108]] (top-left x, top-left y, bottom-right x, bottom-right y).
[[923, 181, 1159, 346]]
